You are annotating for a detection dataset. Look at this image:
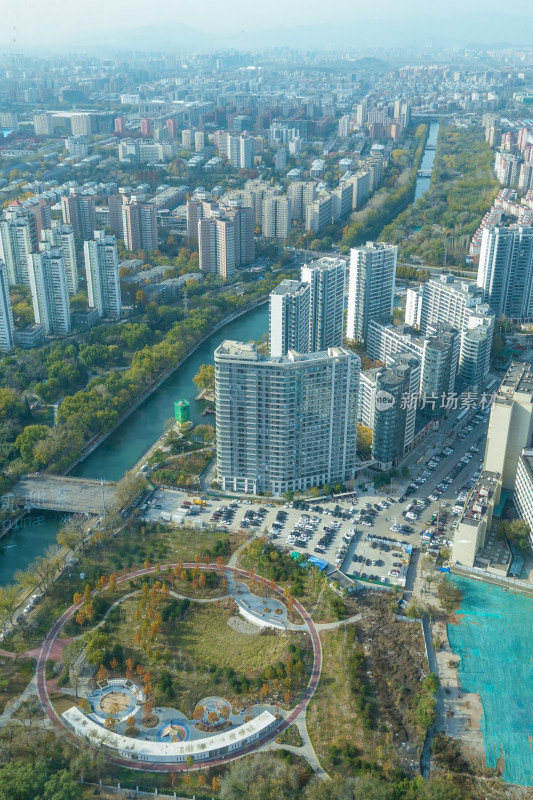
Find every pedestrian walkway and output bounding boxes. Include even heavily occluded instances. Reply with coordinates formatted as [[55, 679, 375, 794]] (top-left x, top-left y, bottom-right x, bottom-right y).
[[314, 613, 362, 631], [0, 674, 38, 727], [264, 709, 328, 779]]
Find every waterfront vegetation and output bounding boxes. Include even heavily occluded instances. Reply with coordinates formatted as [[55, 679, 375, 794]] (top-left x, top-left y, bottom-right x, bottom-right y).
[[0, 266, 296, 495], [151, 450, 214, 488], [380, 124, 499, 265], [339, 123, 429, 253]]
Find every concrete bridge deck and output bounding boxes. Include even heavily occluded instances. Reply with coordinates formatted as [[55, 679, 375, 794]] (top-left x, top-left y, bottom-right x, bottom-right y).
[[13, 475, 116, 514]]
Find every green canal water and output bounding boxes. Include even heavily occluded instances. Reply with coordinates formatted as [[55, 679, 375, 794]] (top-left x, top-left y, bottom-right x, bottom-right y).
[[0, 303, 268, 585], [447, 576, 533, 786], [414, 119, 439, 201]]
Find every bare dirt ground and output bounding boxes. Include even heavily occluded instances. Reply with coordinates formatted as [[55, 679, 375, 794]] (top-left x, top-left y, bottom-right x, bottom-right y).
[[432, 617, 486, 768], [355, 591, 429, 768]]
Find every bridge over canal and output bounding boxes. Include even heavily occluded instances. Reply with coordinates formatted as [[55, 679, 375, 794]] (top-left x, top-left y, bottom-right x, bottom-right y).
[[12, 475, 117, 514]]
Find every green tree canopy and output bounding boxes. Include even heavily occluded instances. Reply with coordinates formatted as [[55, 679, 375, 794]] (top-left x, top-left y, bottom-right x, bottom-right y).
[[193, 363, 215, 393], [113, 470, 147, 511], [15, 424, 49, 464], [0, 388, 24, 420], [42, 769, 81, 800], [0, 760, 49, 800], [498, 518, 530, 553]]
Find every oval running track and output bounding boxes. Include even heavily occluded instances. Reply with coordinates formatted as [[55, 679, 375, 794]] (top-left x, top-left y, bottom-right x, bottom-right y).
[[35, 563, 323, 772]]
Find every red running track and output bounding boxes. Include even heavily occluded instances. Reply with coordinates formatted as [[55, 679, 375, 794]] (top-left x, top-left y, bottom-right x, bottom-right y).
[[35, 564, 323, 772]]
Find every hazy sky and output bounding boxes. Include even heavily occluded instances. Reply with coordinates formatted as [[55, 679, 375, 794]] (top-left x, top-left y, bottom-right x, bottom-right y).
[[2, 0, 533, 47]]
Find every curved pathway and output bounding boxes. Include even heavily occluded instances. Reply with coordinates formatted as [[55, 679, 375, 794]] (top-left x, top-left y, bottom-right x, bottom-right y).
[[228, 529, 261, 569], [34, 563, 323, 774], [314, 612, 362, 631]]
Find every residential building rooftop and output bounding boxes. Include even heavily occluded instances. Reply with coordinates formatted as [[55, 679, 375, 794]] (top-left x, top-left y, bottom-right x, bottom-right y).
[[460, 471, 501, 527]]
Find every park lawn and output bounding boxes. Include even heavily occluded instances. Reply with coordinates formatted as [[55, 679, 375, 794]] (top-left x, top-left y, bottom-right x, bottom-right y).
[[306, 626, 375, 775], [165, 528, 237, 565], [112, 596, 311, 716], [298, 582, 358, 626], [48, 691, 76, 715], [64, 525, 236, 586], [305, 587, 339, 624], [308, 594, 430, 778], [0, 658, 35, 714], [175, 601, 305, 673]]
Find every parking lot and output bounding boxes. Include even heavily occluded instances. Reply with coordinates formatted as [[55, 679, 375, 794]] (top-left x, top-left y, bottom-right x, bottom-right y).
[[345, 533, 411, 587], [139, 405, 490, 591], [270, 497, 416, 588]]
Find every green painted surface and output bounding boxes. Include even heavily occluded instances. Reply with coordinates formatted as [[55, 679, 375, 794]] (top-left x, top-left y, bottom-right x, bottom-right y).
[[447, 576, 533, 785]]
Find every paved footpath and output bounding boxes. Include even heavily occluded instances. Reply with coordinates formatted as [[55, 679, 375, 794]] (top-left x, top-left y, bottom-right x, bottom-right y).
[[0, 674, 38, 727], [314, 613, 362, 631]]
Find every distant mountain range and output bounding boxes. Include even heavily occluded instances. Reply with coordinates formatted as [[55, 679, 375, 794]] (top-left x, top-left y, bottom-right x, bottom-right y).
[[3, 14, 533, 54], [78, 14, 533, 52]]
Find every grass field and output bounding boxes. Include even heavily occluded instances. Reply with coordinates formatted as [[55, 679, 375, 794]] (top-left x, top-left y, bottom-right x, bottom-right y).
[[81, 526, 238, 580], [306, 626, 372, 775], [109, 596, 312, 715], [307, 593, 430, 778], [48, 692, 76, 715], [176, 602, 303, 672]]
